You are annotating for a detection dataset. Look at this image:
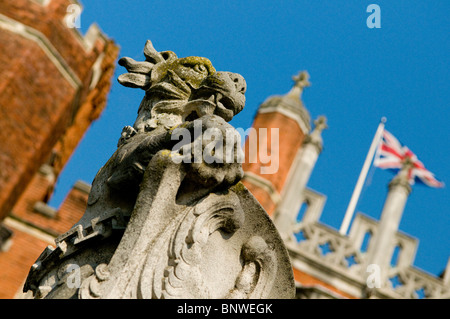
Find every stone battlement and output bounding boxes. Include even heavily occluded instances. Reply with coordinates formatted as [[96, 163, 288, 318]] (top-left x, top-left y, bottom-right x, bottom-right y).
[[286, 188, 450, 299]]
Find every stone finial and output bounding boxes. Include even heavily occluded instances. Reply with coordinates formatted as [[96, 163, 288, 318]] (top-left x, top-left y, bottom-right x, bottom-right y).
[[287, 70, 311, 100], [258, 70, 312, 134], [293, 71, 311, 91], [304, 115, 327, 153], [313, 116, 327, 133]]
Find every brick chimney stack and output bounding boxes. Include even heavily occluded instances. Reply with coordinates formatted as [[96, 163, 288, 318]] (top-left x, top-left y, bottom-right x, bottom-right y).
[[242, 71, 312, 216]]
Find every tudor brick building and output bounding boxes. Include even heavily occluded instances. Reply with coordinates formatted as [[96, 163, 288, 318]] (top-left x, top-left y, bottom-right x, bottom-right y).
[[0, 1, 448, 299]]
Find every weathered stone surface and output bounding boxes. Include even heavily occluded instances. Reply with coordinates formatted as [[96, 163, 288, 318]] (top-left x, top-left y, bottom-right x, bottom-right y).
[[23, 40, 295, 299]]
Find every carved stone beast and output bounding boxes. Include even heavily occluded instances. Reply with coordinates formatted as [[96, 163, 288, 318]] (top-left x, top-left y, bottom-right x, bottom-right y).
[[23, 41, 295, 299]]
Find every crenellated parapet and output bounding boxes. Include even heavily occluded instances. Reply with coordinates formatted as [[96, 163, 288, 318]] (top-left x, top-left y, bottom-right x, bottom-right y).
[[284, 187, 450, 299]]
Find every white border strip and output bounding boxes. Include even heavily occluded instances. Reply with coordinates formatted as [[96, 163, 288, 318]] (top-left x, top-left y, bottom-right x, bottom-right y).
[[258, 105, 310, 135], [0, 13, 81, 89], [4, 217, 56, 245]]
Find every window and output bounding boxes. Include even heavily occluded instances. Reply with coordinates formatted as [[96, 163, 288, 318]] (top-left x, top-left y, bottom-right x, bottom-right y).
[[361, 230, 372, 253], [296, 199, 309, 223], [0, 224, 13, 252], [390, 244, 402, 267]]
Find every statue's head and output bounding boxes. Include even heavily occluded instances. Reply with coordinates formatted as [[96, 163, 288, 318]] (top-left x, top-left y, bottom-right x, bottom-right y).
[[118, 40, 246, 130], [189, 71, 246, 122]]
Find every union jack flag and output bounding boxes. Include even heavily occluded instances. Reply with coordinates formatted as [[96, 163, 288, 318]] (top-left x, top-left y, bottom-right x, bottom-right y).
[[373, 130, 444, 188]]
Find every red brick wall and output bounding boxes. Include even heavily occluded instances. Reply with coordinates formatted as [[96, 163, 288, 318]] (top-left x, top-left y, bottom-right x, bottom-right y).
[[242, 111, 305, 215], [0, 0, 119, 221], [52, 41, 120, 175], [0, 176, 89, 298], [0, 0, 105, 80], [0, 226, 50, 299], [11, 172, 88, 236], [0, 27, 77, 222]]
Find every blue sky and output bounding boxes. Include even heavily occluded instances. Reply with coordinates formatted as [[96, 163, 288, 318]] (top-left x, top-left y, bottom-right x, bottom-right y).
[[50, 1, 449, 277]]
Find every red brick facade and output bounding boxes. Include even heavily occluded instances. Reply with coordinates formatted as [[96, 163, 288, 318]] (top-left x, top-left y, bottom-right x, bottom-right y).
[[0, 174, 90, 299], [242, 111, 306, 216], [0, 0, 118, 221], [0, 226, 50, 299]]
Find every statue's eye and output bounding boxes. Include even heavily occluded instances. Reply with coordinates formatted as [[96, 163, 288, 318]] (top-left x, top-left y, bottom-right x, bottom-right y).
[[193, 64, 207, 74]]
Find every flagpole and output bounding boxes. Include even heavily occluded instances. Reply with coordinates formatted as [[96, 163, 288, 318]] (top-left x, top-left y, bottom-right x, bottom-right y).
[[339, 117, 386, 236]]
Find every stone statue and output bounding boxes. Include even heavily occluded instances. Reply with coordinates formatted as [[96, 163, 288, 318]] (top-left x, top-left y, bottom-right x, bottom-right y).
[[23, 40, 295, 299]]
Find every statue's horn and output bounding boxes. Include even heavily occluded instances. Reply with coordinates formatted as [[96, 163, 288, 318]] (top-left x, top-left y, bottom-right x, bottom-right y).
[[143, 40, 164, 64], [117, 73, 151, 89], [118, 57, 154, 74]]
